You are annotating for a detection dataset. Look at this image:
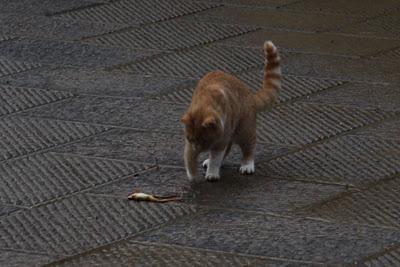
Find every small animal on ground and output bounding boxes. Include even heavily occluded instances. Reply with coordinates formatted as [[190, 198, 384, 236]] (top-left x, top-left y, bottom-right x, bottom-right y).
[[181, 41, 281, 182]]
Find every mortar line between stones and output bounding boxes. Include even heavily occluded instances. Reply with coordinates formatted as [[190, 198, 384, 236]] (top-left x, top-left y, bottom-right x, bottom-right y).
[[0, 127, 115, 165], [258, 112, 400, 164], [0, 94, 75, 120], [41, 205, 203, 267], [0, 247, 58, 257], [128, 240, 328, 266], [80, 3, 225, 41], [359, 242, 400, 264], [31, 165, 157, 208]]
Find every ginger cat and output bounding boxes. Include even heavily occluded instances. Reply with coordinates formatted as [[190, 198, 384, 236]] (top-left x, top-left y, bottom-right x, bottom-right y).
[[181, 41, 281, 182]]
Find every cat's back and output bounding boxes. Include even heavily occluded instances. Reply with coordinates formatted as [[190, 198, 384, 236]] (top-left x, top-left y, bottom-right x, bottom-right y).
[[194, 70, 250, 96]]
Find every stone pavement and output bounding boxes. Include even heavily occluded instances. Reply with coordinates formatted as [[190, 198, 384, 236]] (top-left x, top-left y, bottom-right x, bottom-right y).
[[0, 0, 400, 266]]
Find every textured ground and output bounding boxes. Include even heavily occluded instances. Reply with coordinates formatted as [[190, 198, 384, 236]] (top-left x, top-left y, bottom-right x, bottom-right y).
[[1, 0, 400, 266]]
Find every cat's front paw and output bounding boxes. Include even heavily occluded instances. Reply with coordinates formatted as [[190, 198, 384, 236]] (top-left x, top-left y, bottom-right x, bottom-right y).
[[205, 173, 220, 182], [239, 161, 255, 175], [202, 158, 210, 169]]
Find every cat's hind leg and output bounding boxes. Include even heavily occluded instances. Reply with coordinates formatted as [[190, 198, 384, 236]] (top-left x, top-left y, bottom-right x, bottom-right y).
[[237, 127, 256, 175]]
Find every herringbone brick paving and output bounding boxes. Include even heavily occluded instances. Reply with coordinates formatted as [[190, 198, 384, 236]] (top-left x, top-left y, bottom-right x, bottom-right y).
[[0, 0, 400, 266]]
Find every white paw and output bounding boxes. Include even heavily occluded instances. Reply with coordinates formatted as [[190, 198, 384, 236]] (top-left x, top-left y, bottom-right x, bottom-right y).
[[239, 161, 255, 175], [205, 173, 220, 181], [202, 158, 210, 169]]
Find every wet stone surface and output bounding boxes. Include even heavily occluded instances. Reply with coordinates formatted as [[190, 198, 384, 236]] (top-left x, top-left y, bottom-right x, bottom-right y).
[[1, 0, 400, 266], [134, 208, 400, 265]]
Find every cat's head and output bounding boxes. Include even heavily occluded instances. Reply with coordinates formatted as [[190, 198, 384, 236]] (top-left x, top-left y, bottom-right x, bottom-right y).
[[181, 110, 223, 150]]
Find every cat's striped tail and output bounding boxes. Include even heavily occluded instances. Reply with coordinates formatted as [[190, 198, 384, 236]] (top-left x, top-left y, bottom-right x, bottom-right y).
[[253, 41, 281, 111]]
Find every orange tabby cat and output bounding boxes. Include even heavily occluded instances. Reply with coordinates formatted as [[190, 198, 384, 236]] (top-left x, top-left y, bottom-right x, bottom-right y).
[[181, 41, 281, 182]]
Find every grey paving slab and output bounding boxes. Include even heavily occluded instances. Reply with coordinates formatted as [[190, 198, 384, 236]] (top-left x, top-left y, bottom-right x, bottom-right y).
[[21, 96, 186, 132], [157, 71, 344, 104], [219, 29, 400, 57], [335, 11, 400, 39], [262, 135, 400, 186], [85, 20, 256, 51], [53, 128, 290, 167], [90, 167, 190, 197], [134, 209, 400, 265], [282, 52, 400, 82], [0, 152, 150, 206], [0, 37, 156, 68], [0, 194, 195, 255], [193, 0, 296, 8], [0, 13, 125, 41], [188, 168, 345, 214], [119, 45, 267, 78], [48, 241, 298, 267], [0, 206, 19, 217], [0, 116, 110, 161], [0, 66, 195, 99], [305, 177, 400, 229], [362, 246, 400, 267], [0, 0, 103, 16], [352, 117, 400, 141], [280, 0, 400, 17], [0, 250, 53, 267], [0, 57, 41, 77], [304, 82, 400, 111], [183, 6, 364, 32], [0, 85, 72, 116], [54, 0, 220, 26], [256, 102, 392, 146]]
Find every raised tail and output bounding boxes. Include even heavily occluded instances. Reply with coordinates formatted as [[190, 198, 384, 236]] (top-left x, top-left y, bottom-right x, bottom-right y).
[[253, 41, 281, 111]]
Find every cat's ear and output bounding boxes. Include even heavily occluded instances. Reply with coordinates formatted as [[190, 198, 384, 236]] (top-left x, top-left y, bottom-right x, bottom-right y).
[[202, 116, 218, 129], [180, 113, 191, 125]]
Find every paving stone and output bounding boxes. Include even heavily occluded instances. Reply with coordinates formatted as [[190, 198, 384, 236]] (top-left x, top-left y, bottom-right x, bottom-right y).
[[119, 45, 268, 78], [0, 116, 110, 161], [0, 250, 53, 267], [0, 37, 156, 68], [362, 246, 400, 267], [256, 102, 392, 146], [304, 82, 400, 111], [0, 152, 150, 206], [262, 135, 400, 186], [86, 20, 256, 51], [335, 11, 400, 39], [0, 206, 19, 217], [54, 0, 220, 26], [219, 29, 400, 57], [157, 71, 343, 104], [183, 6, 364, 32], [48, 241, 299, 267], [373, 46, 400, 61], [22, 96, 186, 131], [90, 167, 190, 197], [305, 178, 400, 229], [0, 66, 195, 99], [193, 0, 296, 8], [53, 128, 290, 167], [0, 85, 73, 116], [188, 168, 345, 214], [282, 52, 400, 82], [0, 194, 195, 255], [0, 0, 103, 16], [134, 209, 400, 265], [0, 14, 125, 41], [280, 0, 400, 17], [352, 117, 400, 141], [0, 57, 41, 77]]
